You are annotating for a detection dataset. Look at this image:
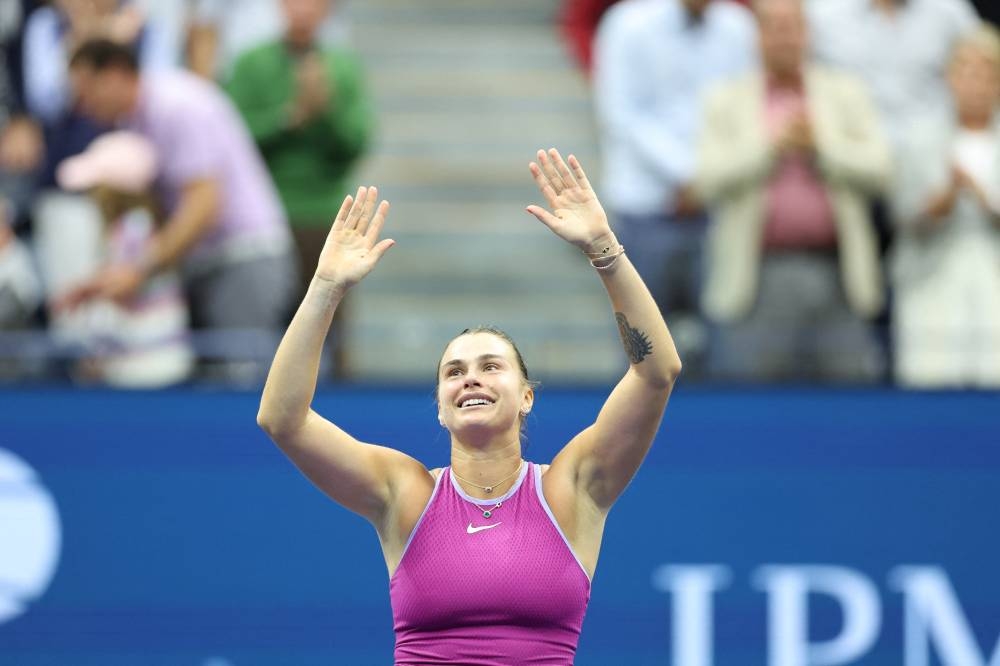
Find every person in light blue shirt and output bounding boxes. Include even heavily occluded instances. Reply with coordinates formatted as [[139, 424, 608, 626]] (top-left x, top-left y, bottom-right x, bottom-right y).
[[22, 0, 178, 126], [21, 0, 179, 188], [807, 0, 979, 152], [593, 0, 756, 379]]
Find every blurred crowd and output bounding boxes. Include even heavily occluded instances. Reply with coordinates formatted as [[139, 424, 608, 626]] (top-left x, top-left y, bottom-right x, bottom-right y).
[[0, 0, 371, 386], [1, 0, 998, 389], [565, 0, 1000, 388]]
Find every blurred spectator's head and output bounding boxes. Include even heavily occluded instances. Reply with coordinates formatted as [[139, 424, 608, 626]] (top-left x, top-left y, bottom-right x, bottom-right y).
[[57, 131, 160, 224], [282, 0, 333, 47], [754, 0, 808, 80], [57, 132, 157, 195], [680, 0, 713, 19], [948, 23, 1000, 122], [56, 0, 119, 24], [69, 39, 140, 125]]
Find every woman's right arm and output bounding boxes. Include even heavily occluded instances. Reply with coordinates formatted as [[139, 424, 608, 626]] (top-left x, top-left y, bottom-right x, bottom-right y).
[[257, 187, 424, 524]]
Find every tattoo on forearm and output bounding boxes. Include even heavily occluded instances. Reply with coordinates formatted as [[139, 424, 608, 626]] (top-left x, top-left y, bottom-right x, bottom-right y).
[[615, 312, 653, 364]]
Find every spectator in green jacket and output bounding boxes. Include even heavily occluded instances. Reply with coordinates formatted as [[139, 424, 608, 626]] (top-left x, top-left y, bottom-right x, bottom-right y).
[[227, 0, 373, 376]]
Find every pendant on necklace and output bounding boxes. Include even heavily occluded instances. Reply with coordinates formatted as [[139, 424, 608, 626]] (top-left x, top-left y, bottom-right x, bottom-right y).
[[484, 486, 493, 494], [481, 501, 501, 519]]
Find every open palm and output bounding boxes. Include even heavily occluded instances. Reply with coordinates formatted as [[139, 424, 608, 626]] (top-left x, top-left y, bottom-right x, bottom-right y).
[[315, 186, 394, 289], [526, 149, 613, 251]]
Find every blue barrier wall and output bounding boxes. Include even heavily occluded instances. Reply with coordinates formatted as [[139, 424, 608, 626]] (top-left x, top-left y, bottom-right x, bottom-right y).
[[2, 387, 999, 665]]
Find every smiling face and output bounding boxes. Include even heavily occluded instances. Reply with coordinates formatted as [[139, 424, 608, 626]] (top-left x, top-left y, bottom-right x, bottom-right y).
[[436, 332, 534, 438]]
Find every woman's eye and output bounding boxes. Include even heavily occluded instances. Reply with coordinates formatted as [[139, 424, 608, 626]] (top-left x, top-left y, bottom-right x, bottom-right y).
[[447, 368, 462, 377], [485, 363, 499, 371]]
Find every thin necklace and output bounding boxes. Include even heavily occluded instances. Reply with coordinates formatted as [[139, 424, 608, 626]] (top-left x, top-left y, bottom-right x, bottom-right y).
[[467, 499, 503, 519], [451, 459, 524, 495]]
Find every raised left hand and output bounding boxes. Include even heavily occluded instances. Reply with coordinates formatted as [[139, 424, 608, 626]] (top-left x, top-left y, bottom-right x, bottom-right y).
[[526, 148, 615, 254]]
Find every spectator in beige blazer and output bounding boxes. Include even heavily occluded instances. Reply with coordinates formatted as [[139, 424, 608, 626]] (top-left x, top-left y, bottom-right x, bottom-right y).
[[696, 0, 891, 383]]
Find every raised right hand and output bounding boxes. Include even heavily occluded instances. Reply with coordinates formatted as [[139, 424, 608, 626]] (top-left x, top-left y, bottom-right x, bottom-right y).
[[314, 186, 394, 290]]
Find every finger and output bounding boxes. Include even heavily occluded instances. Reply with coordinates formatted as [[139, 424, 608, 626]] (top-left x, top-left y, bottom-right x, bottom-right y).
[[529, 162, 560, 208], [537, 149, 567, 194], [537, 149, 566, 193], [549, 148, 577, 190], [330, 194, 354, 230], [364, 200, 391, 243], [344, 186, 367, 229], [525, 204, 562, 231], [567, 154, 594, 192], [368, 238, 396, 263], [355, 186, 379, 236]]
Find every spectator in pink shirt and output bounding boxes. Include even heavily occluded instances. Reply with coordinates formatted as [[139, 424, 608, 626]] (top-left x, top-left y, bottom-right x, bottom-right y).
[[696, 0, 891, 382]]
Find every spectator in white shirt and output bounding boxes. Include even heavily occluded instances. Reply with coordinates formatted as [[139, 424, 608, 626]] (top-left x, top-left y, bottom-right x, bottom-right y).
[[593, 0, 756, 378], [889, 23, 1000, 387], [808, 0, 979, 151]]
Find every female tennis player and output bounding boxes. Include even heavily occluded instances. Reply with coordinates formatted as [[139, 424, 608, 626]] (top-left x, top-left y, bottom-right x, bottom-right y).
[[257, 148, 682, 665]]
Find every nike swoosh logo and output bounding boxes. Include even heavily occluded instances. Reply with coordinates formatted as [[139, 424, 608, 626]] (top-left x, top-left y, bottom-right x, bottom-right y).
[[467, 522, 502, 534]]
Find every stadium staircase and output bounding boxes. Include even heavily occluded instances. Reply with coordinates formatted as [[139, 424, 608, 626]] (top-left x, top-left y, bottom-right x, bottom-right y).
[[342, 0, 623, 383]]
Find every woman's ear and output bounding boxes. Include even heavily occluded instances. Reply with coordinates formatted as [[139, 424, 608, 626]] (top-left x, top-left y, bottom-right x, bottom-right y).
[[520, 387, 534, 416]]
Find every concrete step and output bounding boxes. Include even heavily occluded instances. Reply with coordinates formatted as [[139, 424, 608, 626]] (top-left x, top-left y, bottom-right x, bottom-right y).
[[356, 25, 564, 61], [348, 0, 558, 25], [352, 150, 600, 196], [343, 290, 624, 382], [361, 230, 589, 280], [375, 110, 596, 152]]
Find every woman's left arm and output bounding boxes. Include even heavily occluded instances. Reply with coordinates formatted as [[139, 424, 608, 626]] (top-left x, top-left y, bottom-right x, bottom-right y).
[[526, 149, 682, 512]]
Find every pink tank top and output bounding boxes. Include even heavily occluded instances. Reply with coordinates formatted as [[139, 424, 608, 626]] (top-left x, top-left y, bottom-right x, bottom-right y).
[[390, 462, 592, 665]]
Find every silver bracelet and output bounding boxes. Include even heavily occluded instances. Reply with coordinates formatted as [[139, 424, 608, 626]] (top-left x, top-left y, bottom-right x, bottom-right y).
[[584, 240, 623, 258], [589, 245, 625, 270]]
